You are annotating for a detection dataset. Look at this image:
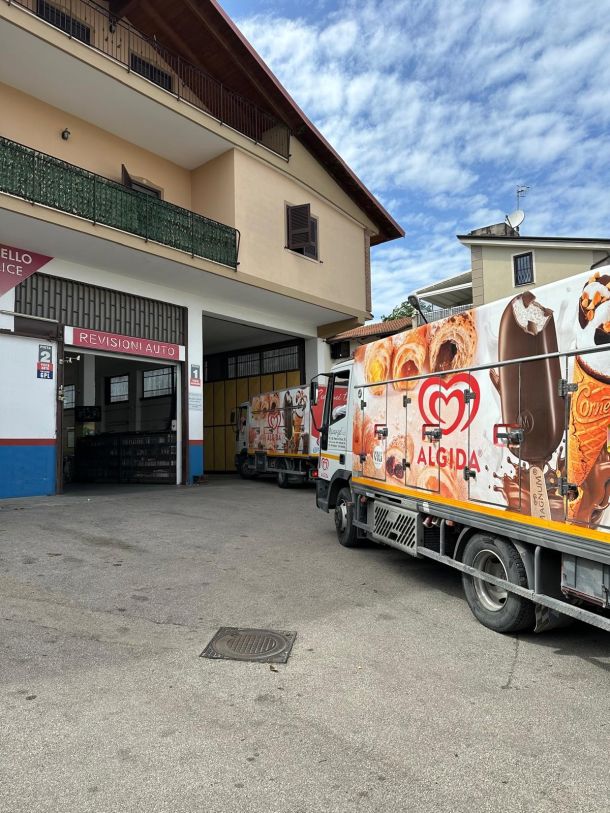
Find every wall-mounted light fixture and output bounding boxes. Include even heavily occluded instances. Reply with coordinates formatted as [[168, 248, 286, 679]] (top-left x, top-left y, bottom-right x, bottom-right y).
[[61, 128, 71, 141]]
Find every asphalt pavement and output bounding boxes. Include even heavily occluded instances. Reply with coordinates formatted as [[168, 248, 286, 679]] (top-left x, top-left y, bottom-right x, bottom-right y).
[[0, 477, 608, 813]]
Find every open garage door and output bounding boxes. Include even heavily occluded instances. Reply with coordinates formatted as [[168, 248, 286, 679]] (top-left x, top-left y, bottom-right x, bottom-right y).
[[202, 317, 304, 472]]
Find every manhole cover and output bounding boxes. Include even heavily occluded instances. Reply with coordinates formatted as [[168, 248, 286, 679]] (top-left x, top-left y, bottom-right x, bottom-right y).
[[201, 627, 296, 663]]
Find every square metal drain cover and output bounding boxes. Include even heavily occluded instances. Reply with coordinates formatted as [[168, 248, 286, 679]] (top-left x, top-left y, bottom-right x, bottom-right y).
[[201, 627, 296, 663]]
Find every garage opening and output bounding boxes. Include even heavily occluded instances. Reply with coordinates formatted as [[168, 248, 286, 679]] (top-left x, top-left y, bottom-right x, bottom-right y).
[[62, 351, 181, 485], [202, 316, 305, 473]]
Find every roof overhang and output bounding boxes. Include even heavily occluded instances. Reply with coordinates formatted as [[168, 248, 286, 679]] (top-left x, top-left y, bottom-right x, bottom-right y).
[[109, 0, 404, 245], [458, 235, 610, 251]]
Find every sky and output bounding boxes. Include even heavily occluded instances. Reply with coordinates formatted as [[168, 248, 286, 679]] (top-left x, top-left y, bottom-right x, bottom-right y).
[[221, 0, 610, 319]]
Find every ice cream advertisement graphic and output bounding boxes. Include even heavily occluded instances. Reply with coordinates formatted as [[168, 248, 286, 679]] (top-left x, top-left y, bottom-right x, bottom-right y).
[[352, 267, 610, 530], [249, 386, 314, 455]]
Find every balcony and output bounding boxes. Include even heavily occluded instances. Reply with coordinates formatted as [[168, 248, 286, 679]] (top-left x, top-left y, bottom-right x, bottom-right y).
[[0, 136, 240, 268], [7, 0, 290, 160]]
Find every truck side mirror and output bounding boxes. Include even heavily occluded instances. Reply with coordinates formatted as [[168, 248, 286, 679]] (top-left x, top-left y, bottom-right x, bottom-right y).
[[309, 381, 318, 406]]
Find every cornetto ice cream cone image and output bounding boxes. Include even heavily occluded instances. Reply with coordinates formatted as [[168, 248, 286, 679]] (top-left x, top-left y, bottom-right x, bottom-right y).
[[568, 271, 610, 487]]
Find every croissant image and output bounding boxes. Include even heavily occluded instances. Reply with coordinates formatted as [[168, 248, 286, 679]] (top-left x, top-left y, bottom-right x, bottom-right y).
[[429, 311, 477, 372], [363, 337, 393, 396], [391, 329, 428, 391]]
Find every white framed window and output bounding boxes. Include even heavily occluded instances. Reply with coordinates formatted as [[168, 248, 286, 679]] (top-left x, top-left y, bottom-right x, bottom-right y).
[[142, 367, 176, 398], [107, 374, 129, 404]]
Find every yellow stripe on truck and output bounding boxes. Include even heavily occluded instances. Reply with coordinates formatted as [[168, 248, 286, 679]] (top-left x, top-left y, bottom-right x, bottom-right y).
[[352, 476, 610, 547], [321, 453, 341, 461]]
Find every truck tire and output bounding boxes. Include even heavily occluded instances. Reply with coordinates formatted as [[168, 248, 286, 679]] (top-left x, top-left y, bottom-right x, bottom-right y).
[[335, 486, 359, 547], [239, 457, 256, 480], [461, 534, 535, 633], [277, 470, 292, 488]]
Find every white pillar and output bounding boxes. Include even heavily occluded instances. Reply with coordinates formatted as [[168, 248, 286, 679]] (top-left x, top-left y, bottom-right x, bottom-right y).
[[187, 308, 203, 482], [304, 337, 331, 383], [0, 289, 15, 331]]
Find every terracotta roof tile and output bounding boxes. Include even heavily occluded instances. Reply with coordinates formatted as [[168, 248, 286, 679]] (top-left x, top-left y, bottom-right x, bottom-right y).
[[330, 316, 412, 341]]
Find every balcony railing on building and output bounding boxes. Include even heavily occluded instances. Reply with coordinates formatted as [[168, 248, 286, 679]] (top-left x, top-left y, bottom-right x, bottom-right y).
[[416, 303, 473, 325], [0, 137, 240, 268], [10, 0, 291, 160]]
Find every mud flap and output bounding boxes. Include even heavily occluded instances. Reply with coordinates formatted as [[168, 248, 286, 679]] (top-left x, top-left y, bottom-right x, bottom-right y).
[[534, 603, 573, 632]]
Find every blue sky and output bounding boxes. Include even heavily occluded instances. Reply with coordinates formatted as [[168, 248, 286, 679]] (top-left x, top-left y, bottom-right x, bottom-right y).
[[221, 0, 610, 319]]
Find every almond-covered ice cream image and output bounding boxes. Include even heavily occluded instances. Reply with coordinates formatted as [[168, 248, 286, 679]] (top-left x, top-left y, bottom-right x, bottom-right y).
[[568, 269, 610, 487]]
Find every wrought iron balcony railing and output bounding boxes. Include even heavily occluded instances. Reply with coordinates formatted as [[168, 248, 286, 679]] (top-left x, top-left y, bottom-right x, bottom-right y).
[[8, 0, 290, 160], [0, 137, 240, 268]]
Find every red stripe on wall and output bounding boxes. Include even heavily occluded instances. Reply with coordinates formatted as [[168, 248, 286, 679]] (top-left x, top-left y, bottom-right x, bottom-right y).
[[0, 439, 56, 446], [189, 439, 205, 445]]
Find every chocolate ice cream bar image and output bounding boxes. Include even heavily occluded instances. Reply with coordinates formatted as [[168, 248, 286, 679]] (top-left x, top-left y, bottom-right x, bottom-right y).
[[497, 291, 563, 465]]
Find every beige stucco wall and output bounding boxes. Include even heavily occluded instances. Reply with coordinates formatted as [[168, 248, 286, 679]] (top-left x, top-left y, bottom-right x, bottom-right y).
[[233, 149, 368, 313], [0, 82, 192, 209], [480, 244, 609, 303], [191, 151, 236, 227]]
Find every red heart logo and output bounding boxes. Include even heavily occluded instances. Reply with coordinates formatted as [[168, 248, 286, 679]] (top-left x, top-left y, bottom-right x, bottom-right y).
[[268, 411, 281, 430], [418, 373, 480, 434]]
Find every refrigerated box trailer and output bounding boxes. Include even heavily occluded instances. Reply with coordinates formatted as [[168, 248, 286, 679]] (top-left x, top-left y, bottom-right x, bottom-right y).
[[235, 384, 335, 487], [312, 269, 610, 633]]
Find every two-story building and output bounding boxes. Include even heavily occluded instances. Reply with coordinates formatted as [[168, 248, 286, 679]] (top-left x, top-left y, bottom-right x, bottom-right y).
[[413, 220, 610, 319], [0, 0, 402, 498]]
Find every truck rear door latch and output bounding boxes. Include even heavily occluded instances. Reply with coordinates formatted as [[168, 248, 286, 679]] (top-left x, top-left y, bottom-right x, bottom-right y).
[[463, 466, 476, 481], [463, 388, 476, 403], [558, 477, 578, 497], [422, 425, 442, 441], [558, 378, 578, 397]]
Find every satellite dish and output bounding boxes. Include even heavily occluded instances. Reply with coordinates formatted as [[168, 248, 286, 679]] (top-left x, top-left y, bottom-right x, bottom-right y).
[[506, 209, 525, 229]]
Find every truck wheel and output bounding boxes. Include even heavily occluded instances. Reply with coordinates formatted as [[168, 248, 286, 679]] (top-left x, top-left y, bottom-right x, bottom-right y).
[[239, 458, 256, 480], [277, 471, 291, 488], [461, 534, 535, 633], [335, 487, 359, 547]]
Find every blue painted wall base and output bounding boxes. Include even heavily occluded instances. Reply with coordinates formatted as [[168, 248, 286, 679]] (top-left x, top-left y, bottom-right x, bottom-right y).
[[0, 445, 56, 499]]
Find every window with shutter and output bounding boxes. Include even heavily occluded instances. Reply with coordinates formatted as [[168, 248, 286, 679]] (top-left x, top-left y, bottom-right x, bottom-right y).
[[286, 204, 319, 260], [122, 165, 162, 199]]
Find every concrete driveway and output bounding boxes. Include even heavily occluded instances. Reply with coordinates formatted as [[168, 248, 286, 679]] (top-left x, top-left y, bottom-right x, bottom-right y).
[[0, 477, 608, 813]]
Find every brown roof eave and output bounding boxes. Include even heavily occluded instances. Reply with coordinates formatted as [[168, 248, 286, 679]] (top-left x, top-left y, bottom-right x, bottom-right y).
[[113, 0, 403, 244], [209, 1, 404, 243]]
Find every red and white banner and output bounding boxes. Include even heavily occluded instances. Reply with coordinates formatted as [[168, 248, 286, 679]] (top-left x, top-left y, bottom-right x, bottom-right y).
[[0, 243, 52, 297], [64, 326, 185, 361]]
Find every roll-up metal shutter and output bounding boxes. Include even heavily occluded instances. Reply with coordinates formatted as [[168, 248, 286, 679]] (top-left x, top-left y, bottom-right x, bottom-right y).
[[15, 273, 185, 344]]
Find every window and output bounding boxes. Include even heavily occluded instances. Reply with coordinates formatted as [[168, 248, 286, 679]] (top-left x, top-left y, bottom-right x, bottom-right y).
[[142, 367, 176, 398], [122, 165, 162, 199], [262, 345, 300, 374], [107, 374, 129, 404], [286, 203, 319, 260], [37, 0, 91, 44], [130, 53, 173, 92], [330, 341, 350, 360], [513, 252, 534, 286], [63, 384, 76, 410]]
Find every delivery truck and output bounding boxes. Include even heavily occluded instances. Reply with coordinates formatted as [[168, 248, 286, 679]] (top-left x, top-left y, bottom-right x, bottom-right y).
[[235, 384, 325, 487], [311, 268, 610, 633]]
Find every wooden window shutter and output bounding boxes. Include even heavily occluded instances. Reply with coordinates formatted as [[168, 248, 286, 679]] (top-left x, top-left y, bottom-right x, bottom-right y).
[[122, 164, 133, 188], [303, 217, 318, 260], [287, 203, 312, 249]]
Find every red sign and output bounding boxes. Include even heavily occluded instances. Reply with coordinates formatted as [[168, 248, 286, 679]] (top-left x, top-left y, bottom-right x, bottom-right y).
[[418, 373, 480, 434], [0, 243, 52, 297], [65, 326, 185, 361]]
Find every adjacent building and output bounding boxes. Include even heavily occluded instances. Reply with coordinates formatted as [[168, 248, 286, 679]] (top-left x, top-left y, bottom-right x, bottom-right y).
[[414, 220, 610, 317], [0, 0, 402, 497]]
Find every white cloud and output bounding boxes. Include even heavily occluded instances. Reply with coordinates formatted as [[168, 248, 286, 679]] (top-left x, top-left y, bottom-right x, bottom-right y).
[[237, 0, 610, 317]]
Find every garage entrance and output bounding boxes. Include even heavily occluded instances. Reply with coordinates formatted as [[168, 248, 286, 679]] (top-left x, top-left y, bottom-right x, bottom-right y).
[[202, 316, 305, 472], [62, 350, 181, 486]]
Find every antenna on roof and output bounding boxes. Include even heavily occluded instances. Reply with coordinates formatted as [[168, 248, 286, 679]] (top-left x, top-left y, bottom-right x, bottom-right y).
[[516, 185, 529, 209]]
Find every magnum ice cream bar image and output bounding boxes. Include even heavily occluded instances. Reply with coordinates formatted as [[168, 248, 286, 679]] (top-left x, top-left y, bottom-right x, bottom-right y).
[[495, 292, 563, 518], [568, 271, 610, 483]]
